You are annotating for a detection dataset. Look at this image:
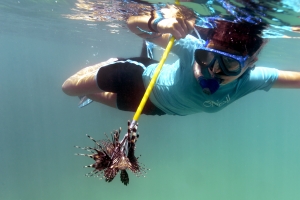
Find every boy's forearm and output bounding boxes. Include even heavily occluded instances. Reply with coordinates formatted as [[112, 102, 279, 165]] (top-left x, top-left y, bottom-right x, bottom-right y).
[[127, 15, 152, 35], [273, 70, 300, 88]]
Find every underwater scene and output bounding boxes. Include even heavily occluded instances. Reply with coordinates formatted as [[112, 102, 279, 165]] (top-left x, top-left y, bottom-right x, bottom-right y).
[[0, 0, 300, 199]]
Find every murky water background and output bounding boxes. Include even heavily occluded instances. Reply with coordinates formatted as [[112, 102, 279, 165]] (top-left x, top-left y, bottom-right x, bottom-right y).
[[0, 0, 300, 200]]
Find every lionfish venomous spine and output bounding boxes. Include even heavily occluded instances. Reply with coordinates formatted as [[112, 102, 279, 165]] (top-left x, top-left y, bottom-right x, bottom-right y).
[[75, 121, 148, 185]]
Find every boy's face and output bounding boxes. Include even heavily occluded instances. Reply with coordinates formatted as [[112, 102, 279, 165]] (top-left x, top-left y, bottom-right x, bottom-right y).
[[204, 41, 257, 85]]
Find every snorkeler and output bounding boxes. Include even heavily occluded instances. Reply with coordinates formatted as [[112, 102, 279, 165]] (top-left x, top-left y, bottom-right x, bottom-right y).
[[62, 7, 300, 116]]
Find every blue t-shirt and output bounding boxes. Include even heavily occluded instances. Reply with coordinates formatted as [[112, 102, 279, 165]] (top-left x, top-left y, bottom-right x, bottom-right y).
[[142, 35, 279, 115]]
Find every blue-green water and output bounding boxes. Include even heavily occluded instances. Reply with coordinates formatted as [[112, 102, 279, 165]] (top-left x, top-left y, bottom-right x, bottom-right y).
[[1, 1, 300, 200]]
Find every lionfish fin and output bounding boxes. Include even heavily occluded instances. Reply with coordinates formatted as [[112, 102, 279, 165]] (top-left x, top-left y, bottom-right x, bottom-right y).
[[84, 164, 94, 168], [75, 153, 93, 158]]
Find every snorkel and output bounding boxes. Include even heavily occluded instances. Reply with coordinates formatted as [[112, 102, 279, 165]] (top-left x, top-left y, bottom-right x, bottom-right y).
[[193, 28, 221, 95], [196, 66, 222, 95]]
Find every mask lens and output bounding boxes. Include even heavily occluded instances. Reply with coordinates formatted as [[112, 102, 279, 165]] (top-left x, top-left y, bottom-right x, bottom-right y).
[[195, 48, 245, 76], [195, 50, 215, 67], [221, 56, 241, 72]]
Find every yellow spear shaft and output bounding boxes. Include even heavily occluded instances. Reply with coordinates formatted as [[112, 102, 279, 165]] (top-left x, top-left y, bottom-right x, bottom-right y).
[[129, 0, 180, 129]]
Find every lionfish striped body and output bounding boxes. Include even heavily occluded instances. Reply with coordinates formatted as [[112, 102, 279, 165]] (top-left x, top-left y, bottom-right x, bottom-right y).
[[75, 121, 147, 185]]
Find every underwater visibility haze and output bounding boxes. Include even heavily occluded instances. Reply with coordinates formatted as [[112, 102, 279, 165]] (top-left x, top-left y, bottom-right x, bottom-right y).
[[0, 0, 300, 200]]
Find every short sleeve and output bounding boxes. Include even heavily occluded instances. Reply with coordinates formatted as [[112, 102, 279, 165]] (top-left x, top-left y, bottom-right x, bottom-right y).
[[248, 67, 279, 91], [170, 35, 205, 68], [238, 67, 279, 97]]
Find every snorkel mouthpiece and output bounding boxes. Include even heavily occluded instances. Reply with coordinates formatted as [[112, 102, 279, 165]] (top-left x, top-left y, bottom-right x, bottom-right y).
[[198, 76, 220, 95], [197, 62, 221, 95]]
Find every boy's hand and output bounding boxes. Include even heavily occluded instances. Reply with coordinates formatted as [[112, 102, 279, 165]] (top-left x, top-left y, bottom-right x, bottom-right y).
[[156, 17, 195, 40]]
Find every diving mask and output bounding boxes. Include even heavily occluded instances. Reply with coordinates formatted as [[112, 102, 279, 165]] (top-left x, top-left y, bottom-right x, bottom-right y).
[[192, 25, 250, 94], [194, 43, 249, 95]]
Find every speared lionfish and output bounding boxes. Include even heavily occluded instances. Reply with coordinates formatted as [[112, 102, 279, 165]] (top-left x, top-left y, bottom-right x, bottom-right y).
[[75, 121, 148, 185]]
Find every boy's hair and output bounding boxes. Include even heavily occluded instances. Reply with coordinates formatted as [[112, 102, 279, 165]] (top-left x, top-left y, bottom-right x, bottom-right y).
[[209, 20, 268, 56]]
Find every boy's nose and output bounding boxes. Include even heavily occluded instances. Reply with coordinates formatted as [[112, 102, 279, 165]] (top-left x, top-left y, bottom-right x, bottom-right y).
[[212, 60, 222, 74]]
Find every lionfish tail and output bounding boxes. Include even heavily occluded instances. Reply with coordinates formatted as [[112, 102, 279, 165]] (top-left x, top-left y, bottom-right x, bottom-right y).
[[120, 170, 129, 186]]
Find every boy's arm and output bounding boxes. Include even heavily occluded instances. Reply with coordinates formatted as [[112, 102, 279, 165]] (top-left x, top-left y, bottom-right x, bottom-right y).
[[126, 11, 195, 48], [273, 70, 300, 88]]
